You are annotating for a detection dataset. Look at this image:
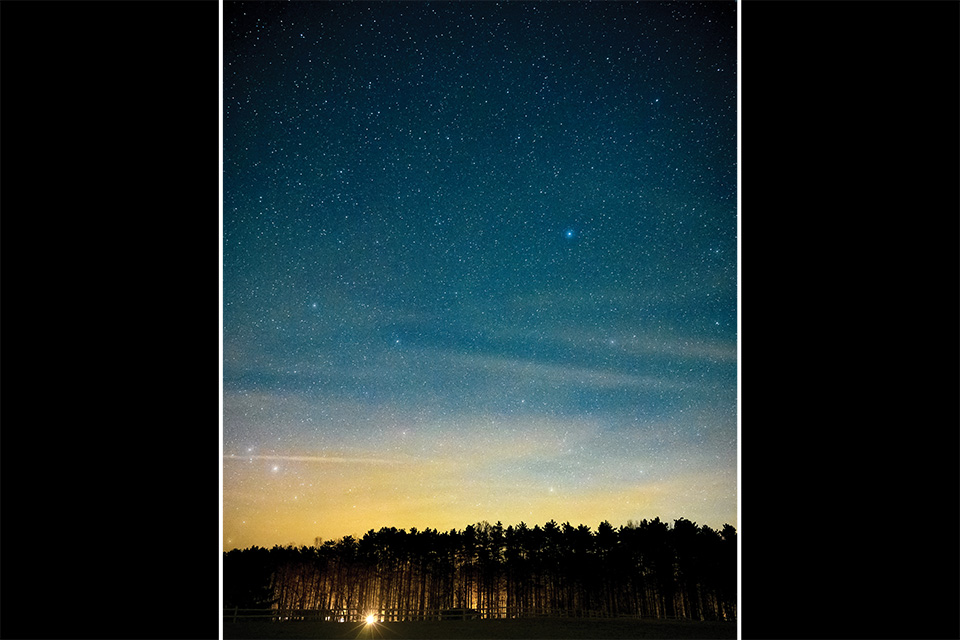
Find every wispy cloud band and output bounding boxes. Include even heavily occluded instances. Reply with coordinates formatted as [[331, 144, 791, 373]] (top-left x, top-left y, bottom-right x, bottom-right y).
[[224, 454, 413, 466]]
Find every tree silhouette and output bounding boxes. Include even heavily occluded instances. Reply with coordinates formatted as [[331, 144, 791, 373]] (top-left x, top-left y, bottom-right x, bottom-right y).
[[224, 546, 277, 611], [224, 517, 737, 623]]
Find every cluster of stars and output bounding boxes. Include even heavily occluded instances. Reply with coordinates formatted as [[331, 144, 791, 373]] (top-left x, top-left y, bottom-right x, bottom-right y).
[[223, 1, 736, 551]]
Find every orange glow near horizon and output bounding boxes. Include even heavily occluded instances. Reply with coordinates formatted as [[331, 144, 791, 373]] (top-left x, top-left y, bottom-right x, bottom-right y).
[[221, 415, 736, 550]]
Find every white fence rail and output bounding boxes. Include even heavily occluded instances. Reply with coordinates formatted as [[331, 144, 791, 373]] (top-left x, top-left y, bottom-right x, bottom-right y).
[[223, 607, 666, 624]]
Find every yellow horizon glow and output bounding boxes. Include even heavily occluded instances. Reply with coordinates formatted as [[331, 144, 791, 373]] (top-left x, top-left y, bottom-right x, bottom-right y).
[[221, 435, 736, 550]]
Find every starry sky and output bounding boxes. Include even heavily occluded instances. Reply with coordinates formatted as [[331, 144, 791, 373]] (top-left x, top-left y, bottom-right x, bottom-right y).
[[222, 0, 737, 551]]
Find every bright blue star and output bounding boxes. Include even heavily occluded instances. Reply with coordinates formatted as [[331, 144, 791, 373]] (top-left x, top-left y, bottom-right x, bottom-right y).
[[564, 228, 576, 239]]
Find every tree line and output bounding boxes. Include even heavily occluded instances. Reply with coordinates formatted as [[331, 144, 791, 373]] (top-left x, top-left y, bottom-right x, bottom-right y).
[[223, 517, 736, 622]]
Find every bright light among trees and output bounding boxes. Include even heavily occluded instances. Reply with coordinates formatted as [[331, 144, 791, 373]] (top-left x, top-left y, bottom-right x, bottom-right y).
[[365, 614, 375, 625]]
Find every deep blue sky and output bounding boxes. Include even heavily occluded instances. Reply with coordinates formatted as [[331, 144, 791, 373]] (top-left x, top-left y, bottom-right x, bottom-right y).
[[222, 0, 736, 550]]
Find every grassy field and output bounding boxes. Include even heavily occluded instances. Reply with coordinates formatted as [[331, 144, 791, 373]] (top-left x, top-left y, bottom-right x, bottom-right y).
[[223, 617, 737, 639]]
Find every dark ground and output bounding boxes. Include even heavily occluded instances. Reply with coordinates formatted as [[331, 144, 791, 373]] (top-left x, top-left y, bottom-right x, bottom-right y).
[[223, 617, 737, 639]]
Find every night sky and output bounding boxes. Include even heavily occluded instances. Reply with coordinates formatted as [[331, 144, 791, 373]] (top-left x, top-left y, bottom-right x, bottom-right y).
[[222, 0, 737, 551]]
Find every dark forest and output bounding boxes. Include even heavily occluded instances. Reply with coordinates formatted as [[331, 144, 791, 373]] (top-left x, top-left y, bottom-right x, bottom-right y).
[[224, 517, 736, 623]]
